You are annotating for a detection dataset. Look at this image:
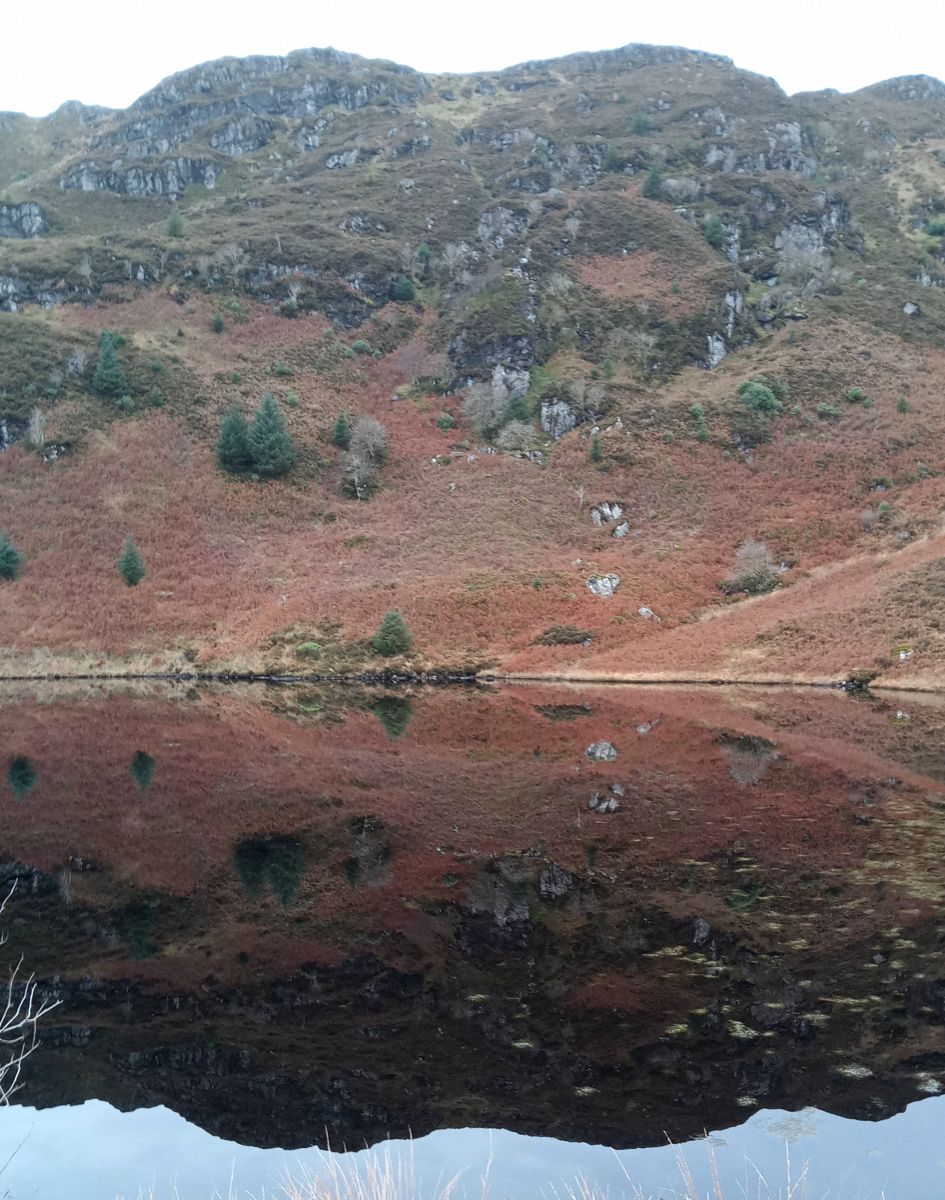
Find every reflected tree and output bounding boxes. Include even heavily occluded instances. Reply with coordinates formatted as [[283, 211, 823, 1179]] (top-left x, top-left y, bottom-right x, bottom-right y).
[[130, 751, 156, 793], [344, 816, 391, 888], [372, 695, 412, 741], [233, 836, 306, 906], [718, 733, 779, 786], [0, 882, 60, 1100], [117, 897, 160, 959], [8, 757, 36, 800]]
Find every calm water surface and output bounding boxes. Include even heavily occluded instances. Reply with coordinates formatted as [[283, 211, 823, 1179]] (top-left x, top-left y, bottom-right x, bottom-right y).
[[1, 680, 944, 1196]]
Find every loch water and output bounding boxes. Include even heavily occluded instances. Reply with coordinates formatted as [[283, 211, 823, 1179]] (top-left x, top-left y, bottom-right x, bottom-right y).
[[1, 680, 944, 1197]]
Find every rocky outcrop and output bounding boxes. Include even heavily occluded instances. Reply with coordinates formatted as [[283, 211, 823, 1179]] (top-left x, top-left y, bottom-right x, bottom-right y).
[[705, 121, 817, 177], [0, 273, 72, 311], [477, 205, 530, 249], [83, 49, 430, 166], [0, 202, 48, 239], [209, 115, 273, 156], [540, 398, 578, 439], [60, 157, 219, 196], [858, 75, 945, 102]]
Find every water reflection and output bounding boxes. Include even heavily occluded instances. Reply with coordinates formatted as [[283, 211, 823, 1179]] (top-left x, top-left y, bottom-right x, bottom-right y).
[[8, 753, 36, 798], [233, 835, 306, 906], [0, 681, 943, 1177], [130, 750, 156, 793]]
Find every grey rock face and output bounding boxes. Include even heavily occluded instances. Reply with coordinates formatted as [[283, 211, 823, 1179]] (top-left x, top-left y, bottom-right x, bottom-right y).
[[539, 863, 576, 899], [0, 202, 48, 239], [325, 148, 361, 169], [60, 157, 218, 196], [477, 205, 530, 249], [492, 364, 531, 401], [448, 330, 535, 375], [339, 212, 389, 235], [0, 273, 66, 311], [0, 419, 19, 450], [859, 75, 945, 102], [706, 333, 727, 367], [209, 115, 273, 155], [540, 398, 577, 439], [704, 121, 817, 176], [724, 290, 744, 337]]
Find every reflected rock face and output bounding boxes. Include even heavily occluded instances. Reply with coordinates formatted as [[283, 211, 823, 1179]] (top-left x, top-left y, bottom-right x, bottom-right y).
[[3, 682, 945, 1149]]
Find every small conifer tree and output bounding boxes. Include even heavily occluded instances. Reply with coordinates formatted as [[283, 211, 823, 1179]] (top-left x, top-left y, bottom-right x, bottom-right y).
[[332, 412, 352, 449], [371, 610, 413, 656], [8, 756, 36, 799], [642, 165, 664, 200], [167, 211, 184, 238], [704, 214, 725, 251], [118, 537, 146, 587], [93, 331, 127, 397], [590, 434, 603, 464], [0, 532, 23, 581], [211, 312, 225, 334], [216, 405, 253, 474], [391, 275, 416, 302], [248, 393, 295, 478]]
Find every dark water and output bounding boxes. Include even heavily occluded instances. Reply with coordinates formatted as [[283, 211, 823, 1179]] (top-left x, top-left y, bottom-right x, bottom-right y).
[[1, 680, 945, 1197]]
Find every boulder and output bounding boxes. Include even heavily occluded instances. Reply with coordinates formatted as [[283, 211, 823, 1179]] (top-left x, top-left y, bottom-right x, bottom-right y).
[[586, 573, 620, 598], [586, 741, 618, 761], [540, 398, 578, 439]]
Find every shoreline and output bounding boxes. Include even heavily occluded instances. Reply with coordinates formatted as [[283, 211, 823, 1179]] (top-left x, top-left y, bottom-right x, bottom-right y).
[[0, 666, 939, 693]]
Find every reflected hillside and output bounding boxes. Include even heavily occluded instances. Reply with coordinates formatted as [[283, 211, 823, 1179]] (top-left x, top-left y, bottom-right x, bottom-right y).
[[1, 682, 945, 1150]]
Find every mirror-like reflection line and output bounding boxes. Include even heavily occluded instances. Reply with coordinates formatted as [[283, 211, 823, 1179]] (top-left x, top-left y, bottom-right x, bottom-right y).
[[0, 1099, 943, 1199]]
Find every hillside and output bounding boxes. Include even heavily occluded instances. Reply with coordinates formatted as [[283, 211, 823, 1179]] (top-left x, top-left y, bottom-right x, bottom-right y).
[[3, 44, 945, 685]]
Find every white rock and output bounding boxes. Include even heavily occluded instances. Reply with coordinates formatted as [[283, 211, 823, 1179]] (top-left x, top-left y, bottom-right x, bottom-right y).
[[586, 573, 620, 598], [706, 333, 727, 368], [586, 741, 618, 762]]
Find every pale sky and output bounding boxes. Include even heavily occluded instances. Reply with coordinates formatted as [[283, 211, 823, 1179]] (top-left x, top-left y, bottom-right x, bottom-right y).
[[4, 0, 944, 117]]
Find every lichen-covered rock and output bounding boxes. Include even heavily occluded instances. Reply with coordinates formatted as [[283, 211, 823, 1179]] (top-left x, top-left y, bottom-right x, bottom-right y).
[[586, 741, 618, 761], [0, 202, 48, 239], [539, 863, 576, 899], [60, 157, 219, 196], [706, 333, 727, 367], [586, 573, 620, 598], [477, 205, 530, 249], [540, 398, 577, 439], [209, 115, 273, 156], [325, 148, 361, 169]]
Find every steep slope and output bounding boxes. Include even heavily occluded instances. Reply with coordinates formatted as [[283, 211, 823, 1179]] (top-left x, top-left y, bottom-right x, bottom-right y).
[[2, 44, 945, 683]]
